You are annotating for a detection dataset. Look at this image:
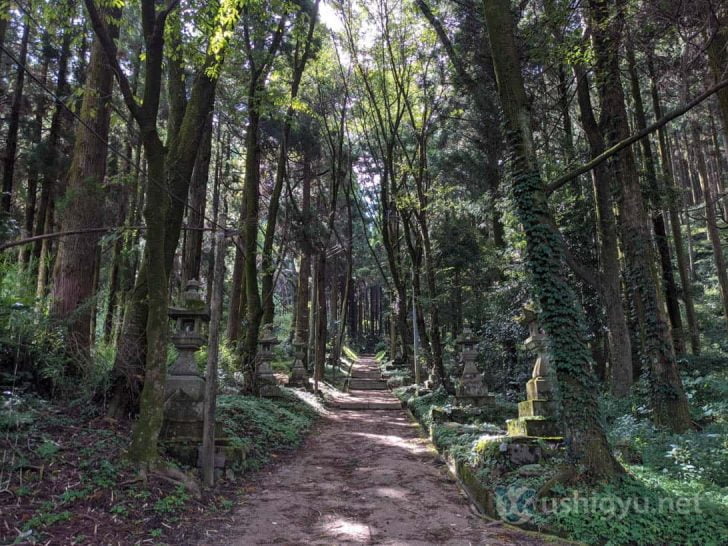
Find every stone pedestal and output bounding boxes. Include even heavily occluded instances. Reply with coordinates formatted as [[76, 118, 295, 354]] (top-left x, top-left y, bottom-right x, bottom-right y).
[[506, 309, 561, 438], [454, 327, 495, 408], [257, 324, 283, 397], [287, 336, 310, 389]]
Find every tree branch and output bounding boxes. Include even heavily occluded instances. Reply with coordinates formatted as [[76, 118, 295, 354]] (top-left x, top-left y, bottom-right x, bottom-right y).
[[546, 77, 728, 195], [82, 0, 141, 121]]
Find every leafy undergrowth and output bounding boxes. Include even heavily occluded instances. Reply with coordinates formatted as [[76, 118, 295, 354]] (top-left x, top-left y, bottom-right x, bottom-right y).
[[1, 388, 320, 545], [217, 389, 319, 473], [395, 381, 728, 545]]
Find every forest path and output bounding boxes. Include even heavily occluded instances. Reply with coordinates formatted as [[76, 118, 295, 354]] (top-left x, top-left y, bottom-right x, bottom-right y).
[[200, 357, 554, 545]]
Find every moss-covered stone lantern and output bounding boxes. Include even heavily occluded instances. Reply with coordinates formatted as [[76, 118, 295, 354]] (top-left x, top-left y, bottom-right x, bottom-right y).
[[256, 323, 282, 397], [506, 306, 562, 438], [161, 280, 210, 445], [454, 326, 494, 407], [287, 335, 309, 389]]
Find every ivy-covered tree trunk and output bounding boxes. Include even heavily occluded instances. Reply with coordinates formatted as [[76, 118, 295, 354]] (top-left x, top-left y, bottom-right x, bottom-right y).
[[483, 0, 623, 480], [51, 7, 121, 358], [588, 0, 691, 432]]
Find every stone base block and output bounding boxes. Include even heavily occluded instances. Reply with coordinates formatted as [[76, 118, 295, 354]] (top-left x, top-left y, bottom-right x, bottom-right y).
[[518, 399, 556, 417], [259, 384, 283, 398], [431, 405, 495, 424], [506, 416, 561, 438], [455, 393, 496, 408]]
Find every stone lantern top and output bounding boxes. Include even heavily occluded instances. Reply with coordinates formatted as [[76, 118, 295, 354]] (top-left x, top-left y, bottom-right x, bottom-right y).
[[292, 335, 306, 357], [182, 279, 205, 310], [456, 325, 478, 351], [258, 324, 280, 352]]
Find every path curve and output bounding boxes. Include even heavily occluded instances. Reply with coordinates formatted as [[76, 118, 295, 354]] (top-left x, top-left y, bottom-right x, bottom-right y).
[[200, 357, 556, 545]]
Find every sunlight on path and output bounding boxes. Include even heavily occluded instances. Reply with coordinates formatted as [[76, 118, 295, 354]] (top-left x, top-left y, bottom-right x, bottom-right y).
[[199, 357, 556, 545]]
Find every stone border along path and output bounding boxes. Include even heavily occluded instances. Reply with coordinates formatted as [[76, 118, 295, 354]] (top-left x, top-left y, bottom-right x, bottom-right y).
[[200, 357, 561, 545]]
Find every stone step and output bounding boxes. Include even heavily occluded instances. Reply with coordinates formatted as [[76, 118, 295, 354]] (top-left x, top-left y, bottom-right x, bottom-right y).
[[348, 379, 388, 390], [330, 400, 403, 410]]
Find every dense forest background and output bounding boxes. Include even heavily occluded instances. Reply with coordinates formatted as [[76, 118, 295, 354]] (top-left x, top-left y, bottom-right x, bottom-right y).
[[1, 0, 728, 543]]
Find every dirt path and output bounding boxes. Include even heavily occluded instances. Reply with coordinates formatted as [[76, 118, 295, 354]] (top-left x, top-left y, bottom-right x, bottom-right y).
[[200, 358, 555, 545]]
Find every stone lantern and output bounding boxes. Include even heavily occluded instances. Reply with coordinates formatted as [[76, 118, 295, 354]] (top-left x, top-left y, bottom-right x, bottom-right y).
[[162, 280, 210, 445], [287, 335, 310, 389], [506, 306, 561, 437], [257, 323, 282, 397], [454, 326, 494, 407]]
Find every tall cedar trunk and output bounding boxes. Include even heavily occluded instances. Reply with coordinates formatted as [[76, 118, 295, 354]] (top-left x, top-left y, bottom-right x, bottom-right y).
[[20, 47, 50, 264], [227, 244, 245, 343], [589, 0, 691, 432], [625, 43, 684, 354], [381, 168, 412, 367], [315, 251, 326, 381], [293, 153, 312, 353], [51, 10, 121, 358], [183, 112, 213, 284], [105, 54, 142, 342], [1, 17, 29, 212], [241, 104, 263, 390], [692, 123, 728, 327], [332, 183, 353, 366], [33, 33, 70, 282], [483, 0, 623, 479], [574, 64, 633, 396], [206, 125, 224, 306], [707, 4, 728, 141], [414, 141, 449, 391], [648, 60, 700, 354]]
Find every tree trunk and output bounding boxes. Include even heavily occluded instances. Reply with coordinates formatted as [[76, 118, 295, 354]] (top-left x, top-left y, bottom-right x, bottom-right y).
[[707, 4, 728, 142], [52, 9, 121, 358], [693, 123, 728, 328], [625, 43, 684, 354], [573, 63, 633, 397], [483, 0, 623, 480], [648, 59, 700, 355], [1, 17, 29, 212], [183, 112, 213, 285], [241, 103, 263, 390], [589, 0, 691, 432]]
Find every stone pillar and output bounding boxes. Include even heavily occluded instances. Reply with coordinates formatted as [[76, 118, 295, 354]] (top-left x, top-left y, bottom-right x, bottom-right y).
[[287, 335, 310, 389], [257, 323, 282, 397], [507, 307, 562, 438]]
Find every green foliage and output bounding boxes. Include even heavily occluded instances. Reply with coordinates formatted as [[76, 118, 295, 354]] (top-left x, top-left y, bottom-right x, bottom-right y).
[[154, 485, 190, 514], [22, 510, 72, 532], [549, 476, 728, 545], [217, 390, 318, 471]]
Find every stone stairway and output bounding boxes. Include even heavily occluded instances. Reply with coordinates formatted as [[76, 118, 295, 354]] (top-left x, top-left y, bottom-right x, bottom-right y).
[[326, 356, 402, 410]]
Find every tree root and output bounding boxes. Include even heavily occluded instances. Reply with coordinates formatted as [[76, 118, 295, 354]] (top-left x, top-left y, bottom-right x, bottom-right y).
[[152, 466, 202, 500], [536, 464, 578, 499]]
